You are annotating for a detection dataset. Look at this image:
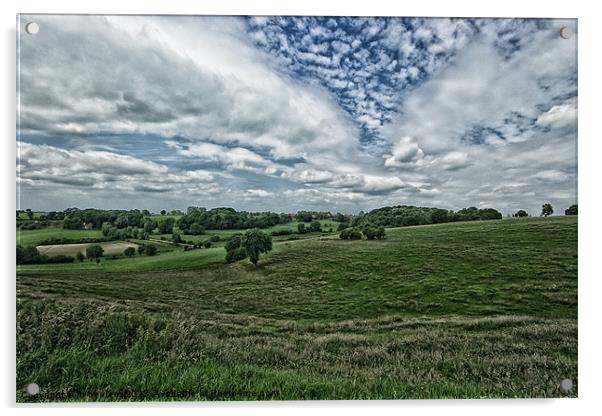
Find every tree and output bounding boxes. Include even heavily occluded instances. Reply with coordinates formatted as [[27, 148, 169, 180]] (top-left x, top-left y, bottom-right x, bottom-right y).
[[242, 229, 273, 266], [16, 245, 44, 264], [541, 203, 554, 217], [172, 232, 183, 244], [565, 204, 578, 216], [143, 219, 157, 234], [513, 210, 529, 218], [86, 244, 104, 264], [430, 208, 451, 224], [76, 252, 85, 262], [340, 228, 362, 240], [158, 217, 175, 234], [137, 245, 146, 255], [309, 220, 322, 232], [123, 247, 136, 257], [25, 209, 34, 220], [160, 210, 166, 216], [187, 222, 205, 235], [297, 223, 307, 234], [224, 234, 246, 263], [145, 245, 157, 256]]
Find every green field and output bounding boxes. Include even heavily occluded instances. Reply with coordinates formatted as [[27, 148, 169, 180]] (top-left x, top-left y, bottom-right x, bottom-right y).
[[17, 226, 103, 246], [16, 217, 577, 401]]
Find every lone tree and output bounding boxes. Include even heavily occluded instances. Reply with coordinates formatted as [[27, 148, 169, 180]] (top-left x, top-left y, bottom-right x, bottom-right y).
[[541, 203, 554, 217], [160, 210, 166, 216], [76, 252, 85, 262], [242, 229, 273, 266], [513, 210, 529, 218], [86, 244, 104, 265], [565, 204, 578, 215], [123, 247, 136, 257]]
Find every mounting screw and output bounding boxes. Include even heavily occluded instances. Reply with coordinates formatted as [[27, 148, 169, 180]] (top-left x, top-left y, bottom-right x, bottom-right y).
[[559, 27, 572, 39], [559, 378, 573, 395], [25, 383, 39, 396], [25, 22, 39, 35]]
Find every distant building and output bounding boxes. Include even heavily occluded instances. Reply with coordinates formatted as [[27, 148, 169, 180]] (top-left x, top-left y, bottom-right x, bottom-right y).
[[83, 222, 94, 230]]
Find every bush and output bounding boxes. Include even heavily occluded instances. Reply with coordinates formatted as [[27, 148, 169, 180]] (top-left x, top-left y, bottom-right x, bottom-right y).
[[271, 229, 294, 236], [337, 222, 349, 231], [363, 225, 386, 240], [45, 255, 75, 264], [86, 245, 104, 262], [16, 245, 43, 264], [203, 241, 212, 248], [145, 245, 157, 256], [297, 223, 307, 234], [187, 223, 205, 235], [123, 247, 136, 257], [339, 228, 362, 240], [209, 235, 221, 242], [225, 247, 247, 263], [309, 220, 322, 232], [76, 252, 85, 262]]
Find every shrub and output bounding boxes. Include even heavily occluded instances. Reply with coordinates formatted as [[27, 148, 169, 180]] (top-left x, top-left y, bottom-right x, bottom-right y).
[[271, 229, 294, 236], [187, 222, 205, 235], [340, 228, 362, 240], [225, 247, 247, 263], [123, 247, 136, 257], [45, 255, 75, 264]]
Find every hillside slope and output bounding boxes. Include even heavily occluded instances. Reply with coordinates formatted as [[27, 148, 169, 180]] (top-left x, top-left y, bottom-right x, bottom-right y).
[[17, 216, 577, 401]]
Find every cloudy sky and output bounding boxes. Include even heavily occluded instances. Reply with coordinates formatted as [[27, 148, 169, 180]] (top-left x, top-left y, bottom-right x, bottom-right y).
[[17, 15, 577, 214]]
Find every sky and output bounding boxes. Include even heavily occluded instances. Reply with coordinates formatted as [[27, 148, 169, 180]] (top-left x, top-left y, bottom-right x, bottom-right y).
[[17, 15, 577, 215]]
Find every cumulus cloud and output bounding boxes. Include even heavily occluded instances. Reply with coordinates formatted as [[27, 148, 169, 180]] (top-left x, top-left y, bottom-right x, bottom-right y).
[[17, 15, 577, 215], [384, 137, 424, 167], [18, 142, 217, 194], [536, 102, 577, 131]]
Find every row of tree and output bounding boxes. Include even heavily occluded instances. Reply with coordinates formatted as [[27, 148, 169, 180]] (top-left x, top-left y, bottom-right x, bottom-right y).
[[512, 204, 578, 218], [340, 224, 386, 240], [350, 205, 503, 229]]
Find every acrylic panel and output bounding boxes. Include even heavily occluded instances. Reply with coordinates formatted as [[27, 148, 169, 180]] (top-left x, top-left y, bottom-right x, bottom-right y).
[[16, 15, 578, 402]]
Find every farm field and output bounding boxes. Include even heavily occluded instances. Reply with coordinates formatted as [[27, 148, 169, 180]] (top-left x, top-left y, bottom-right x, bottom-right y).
[[37, 241, 139, 257], [16, 216, 578, 401]]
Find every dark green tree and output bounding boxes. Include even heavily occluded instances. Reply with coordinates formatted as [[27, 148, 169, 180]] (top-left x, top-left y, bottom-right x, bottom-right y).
[[158, 217, 175, 234], [123, 247, 136, 257], [242, 229, 273, 266], [86, 244, 104, 264], [309, 220, 322, 232], [513, 210, 529, 218], [541, 203, 554, 217], [565, 204, 578, 215]]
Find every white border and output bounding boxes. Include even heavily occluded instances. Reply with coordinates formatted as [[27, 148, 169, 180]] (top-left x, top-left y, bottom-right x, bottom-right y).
[[2, 1, 601, 415]]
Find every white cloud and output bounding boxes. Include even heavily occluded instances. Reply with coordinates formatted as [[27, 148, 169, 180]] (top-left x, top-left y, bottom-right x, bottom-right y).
[[384, 137, 425, 167], [536, 103, 577, 130]]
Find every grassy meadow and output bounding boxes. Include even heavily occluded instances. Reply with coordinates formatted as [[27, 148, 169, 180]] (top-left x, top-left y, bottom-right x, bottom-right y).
[[16, 216, 577, 401]]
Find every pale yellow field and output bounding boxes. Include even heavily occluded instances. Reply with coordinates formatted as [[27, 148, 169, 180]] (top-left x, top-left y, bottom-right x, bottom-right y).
[[37, 241, 138, 257]]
